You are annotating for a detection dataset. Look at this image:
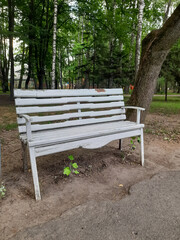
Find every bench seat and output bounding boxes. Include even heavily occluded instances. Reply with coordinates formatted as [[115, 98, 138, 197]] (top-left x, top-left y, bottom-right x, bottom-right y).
[[20, 121, 144, 147]]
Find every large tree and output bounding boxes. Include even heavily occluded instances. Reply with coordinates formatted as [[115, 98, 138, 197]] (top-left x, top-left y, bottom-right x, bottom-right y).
[[8, 0, 15, 99], [127, 4, 180, 122]]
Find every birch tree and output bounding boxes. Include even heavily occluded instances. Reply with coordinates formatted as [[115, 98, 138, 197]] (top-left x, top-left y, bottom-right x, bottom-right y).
[[135, 0, 145, 79], [51, 0, 58, 89]]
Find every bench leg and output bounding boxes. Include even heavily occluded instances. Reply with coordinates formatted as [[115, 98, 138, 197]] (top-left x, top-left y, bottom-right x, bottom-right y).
[[29, 147, 41, 200], [140, 128, 145, 166], [22, 142, 28, 172], [119, 139, 122, 150]]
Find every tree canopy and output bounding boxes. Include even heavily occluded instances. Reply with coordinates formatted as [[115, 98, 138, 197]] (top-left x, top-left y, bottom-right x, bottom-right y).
[[0, 0, 179, 94]]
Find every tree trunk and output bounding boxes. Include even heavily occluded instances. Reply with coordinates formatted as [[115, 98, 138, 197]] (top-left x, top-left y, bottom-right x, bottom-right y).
[[177, 84, 180, 93], [8, 0, 14, 100], [135, 0, 145, 79], [51, 0, 58, 89], [127, 4, 180, 122], [0, 38, 9, 92], [59, 50, 63, 89], [18, 43, 25, 89], [108, 39, 114, 88], [164, 78, 168, 101], [38, 70, 44, 89], [25, 0, 34, 89], [129, 0, 137, 64], [163, 0, 172, 102]]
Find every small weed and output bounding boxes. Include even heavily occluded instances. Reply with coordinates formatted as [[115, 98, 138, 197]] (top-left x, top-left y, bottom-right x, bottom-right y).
[[63, 155, 79, 176], [130, 136, 141, 150], [0, 183, 6, 198]]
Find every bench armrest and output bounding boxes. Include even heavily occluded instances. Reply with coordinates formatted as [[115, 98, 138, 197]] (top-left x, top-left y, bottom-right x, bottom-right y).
[[20, 114, 31, 122], [20, 114, 32, 141], [122, 106, 145, 124], [122, 106, 145, 111]]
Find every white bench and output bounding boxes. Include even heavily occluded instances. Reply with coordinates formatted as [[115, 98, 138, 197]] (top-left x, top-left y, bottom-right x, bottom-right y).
[[14, 88, 145, 200]]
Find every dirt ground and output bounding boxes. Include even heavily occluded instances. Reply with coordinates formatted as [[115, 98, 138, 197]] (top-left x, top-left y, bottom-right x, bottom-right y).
[[0, 96, 180, 239]]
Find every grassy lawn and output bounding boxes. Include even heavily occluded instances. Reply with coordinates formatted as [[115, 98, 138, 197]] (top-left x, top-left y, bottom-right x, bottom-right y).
[[155, 92, 180, 95], [150, 96, 180, 115], [125, 95, 180, 115]]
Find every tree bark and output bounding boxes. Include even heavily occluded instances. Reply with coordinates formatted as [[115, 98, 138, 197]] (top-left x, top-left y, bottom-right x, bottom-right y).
[[108, 39, 114, 88], [25, 0, 34, 89], [135, 0, 145, 79], [163, 0, 172, 102], [51, 0, 58, 89], [0, 37, 9, 92], [129, 0, 137, 64], [164, 78, 168, 101], [8, 0, 14, 100], [59, 50, 63, 89], [127, 4, 180, 122], [18, 42, 25, 89]]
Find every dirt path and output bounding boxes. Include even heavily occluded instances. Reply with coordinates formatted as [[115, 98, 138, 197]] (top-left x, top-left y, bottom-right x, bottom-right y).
[[0, 113, 180, 240]]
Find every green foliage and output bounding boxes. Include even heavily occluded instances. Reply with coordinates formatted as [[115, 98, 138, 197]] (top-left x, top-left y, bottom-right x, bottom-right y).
[[68, 155, 74, 161], [71, 162, 78, 169], [63, 155, 79, 176], [0, 183, 6, 199], [160, 40, 180, 93], [63, 167, 71, 176], [130, 136, 141, 150], [0, 0, 179, 90]]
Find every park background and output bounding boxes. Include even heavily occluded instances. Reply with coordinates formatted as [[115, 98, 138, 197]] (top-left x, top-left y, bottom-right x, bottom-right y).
[[0, 1, 180, 239]]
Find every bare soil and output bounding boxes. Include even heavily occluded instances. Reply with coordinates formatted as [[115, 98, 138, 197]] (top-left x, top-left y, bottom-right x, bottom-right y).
[[0, 96, 180, 239]]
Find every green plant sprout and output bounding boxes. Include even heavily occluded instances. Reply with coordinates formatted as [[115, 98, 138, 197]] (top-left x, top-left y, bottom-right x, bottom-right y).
[[130, 136, 141, 150], [63, 155, 79, 176], [0, 183, 6, 198]]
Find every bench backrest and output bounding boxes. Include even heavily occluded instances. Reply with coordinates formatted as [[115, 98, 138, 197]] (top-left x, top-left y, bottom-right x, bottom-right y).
[[14, 89, 126, 136]]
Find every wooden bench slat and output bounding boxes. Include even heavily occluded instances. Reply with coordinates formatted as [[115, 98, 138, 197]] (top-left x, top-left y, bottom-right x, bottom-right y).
[[17, 109, 126, 124], [35, 129, 142, 157], [16, 101, 125, 114], [20, 121, 140, 141], [18, 115, 126, 133], [15, 95, 124, 106], [14, 88, 123, 98], [28, 123, 144, 147]]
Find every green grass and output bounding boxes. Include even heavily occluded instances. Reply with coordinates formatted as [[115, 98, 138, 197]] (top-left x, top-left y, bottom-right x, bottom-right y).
[[125, 96, 180, 115], [155, 92, 180, 95], [0, 123, 18, 131], [150, 96, 180, 114]]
